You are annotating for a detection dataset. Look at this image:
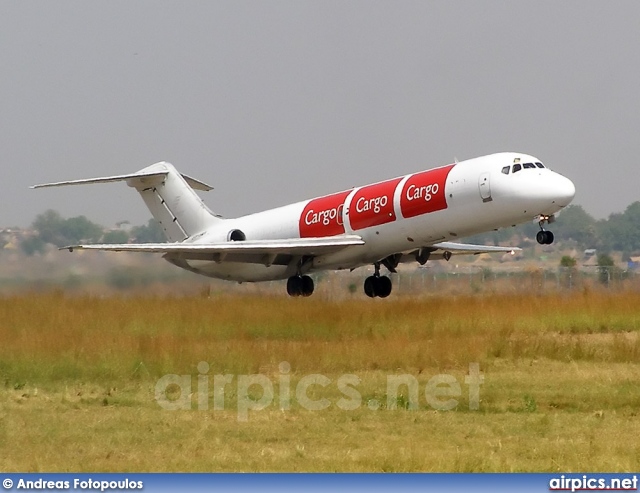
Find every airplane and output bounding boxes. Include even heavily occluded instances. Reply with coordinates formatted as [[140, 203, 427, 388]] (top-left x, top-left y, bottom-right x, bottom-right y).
[[32, 152, 575, 298]]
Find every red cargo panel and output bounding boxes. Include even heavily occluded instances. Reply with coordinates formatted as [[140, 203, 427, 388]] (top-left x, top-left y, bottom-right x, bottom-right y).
[[400, 165, 454, 219], [299, 189, 352, 238], [349, 178, 402, 231]]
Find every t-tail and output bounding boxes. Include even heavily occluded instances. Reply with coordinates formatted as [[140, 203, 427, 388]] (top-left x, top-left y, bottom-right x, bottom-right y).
[[31, 162, 223, 241]]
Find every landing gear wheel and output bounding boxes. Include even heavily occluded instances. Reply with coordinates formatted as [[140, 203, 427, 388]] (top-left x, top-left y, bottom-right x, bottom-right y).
[[364, 276, 377, 298], [376, 276, 392, 298], [300, 275, 314, 297], [287, 276, 302, 297], [536, 230, 554, 245], [363, 275, 393, 298], [287, 275, 314, 297]]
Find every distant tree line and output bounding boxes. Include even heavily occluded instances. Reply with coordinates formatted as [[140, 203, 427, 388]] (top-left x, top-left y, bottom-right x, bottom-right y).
[[20, 209, 165, 255], [16, 201, 640, 257]]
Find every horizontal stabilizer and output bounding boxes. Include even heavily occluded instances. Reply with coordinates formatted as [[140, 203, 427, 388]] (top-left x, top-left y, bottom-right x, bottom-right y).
[[61, 235, 365, 258], [31, 170, 168, 189], [31, 165, 213, 191]]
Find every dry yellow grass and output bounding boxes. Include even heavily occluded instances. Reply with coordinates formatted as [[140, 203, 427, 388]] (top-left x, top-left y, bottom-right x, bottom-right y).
[[1, 290, 639, 471]]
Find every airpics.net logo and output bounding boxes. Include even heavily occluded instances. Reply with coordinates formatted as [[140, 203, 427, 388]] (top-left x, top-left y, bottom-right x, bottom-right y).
[[154, 362, 484, 421]]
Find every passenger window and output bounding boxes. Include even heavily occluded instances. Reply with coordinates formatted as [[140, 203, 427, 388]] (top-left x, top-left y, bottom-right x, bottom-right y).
[[535, 162, 545, 168], [523, 162, 536, 169], [513, 163, 522, 173], [501, 166, 510, 175]]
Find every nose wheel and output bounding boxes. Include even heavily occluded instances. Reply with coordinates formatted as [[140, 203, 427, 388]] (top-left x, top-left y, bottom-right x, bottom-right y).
[[536, 230, 554, 245], [287, 275, 314, 297], [363, 262, 393, 298], [536, 216, 555, 245]]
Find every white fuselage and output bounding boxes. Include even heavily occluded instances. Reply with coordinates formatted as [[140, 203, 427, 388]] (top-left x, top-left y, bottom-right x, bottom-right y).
[[180, 152, 575, 282]]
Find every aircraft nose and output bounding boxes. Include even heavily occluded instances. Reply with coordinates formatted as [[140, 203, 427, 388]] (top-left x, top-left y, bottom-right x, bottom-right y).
[[520, 171, 576, 214], [553, 174, 576, 207]]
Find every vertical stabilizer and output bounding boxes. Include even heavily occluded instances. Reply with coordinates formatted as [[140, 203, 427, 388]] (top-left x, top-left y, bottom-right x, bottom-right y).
[[128, 162, 221, 241]]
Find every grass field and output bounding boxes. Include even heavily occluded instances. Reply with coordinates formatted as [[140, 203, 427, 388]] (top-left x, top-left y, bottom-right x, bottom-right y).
[[1, 290, 639, 471]]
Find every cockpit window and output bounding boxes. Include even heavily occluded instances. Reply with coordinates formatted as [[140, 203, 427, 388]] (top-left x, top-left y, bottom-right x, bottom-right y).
[[509, 161, 545, 174]]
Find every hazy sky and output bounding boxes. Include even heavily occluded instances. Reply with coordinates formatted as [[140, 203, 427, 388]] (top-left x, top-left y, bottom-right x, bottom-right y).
[[2, 1, 639, 227]]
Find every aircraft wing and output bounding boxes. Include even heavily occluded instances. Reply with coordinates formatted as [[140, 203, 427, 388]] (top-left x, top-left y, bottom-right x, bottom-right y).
[[61, 235, 515, 267], [60, 235, 365, 261], [429, 241, 520, 256], [394, 241, 520, 265]]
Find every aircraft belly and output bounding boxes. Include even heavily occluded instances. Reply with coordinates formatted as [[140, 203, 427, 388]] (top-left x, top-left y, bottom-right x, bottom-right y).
[[185, 260, 291, 282], [313, 213, 448, 270]]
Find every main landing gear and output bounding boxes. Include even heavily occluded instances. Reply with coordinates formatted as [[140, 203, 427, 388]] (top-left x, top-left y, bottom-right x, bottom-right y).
[[536, 215, 555, 245], [286, 275, 314, 297], [364, 262, 393, 298]]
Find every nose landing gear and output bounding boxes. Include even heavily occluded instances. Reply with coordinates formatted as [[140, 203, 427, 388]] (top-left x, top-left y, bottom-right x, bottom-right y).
[[364, 262, 393, 298], [536, 215, 555, 245]]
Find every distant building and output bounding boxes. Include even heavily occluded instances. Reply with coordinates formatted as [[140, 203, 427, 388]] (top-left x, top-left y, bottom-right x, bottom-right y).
[[582, 249, 599, 267]]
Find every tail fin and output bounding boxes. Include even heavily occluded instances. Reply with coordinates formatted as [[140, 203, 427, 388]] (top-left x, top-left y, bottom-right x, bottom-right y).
[[133, 162, 222, 241], [32, 161, 223, 241]]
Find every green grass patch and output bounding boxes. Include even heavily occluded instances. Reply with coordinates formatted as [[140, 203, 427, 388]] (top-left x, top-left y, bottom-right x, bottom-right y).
[[1, 291, 640, 471]]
